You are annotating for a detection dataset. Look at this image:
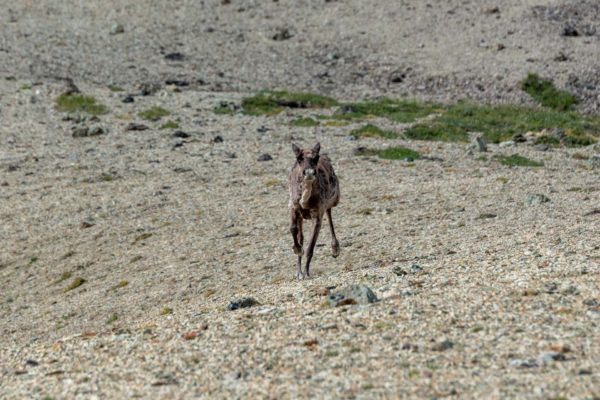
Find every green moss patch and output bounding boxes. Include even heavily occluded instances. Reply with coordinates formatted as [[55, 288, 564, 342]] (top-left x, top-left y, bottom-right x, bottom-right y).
[[242, 91, 338, 116], [407, 102, 600, 144], [496, 154, 544, 167], [358, 146, 421, 160], [63, 277, 86, 293], [55, 94, 108, 116], [350, 124, 398, 139], [160, 120, 179, 129], [138, 106, 170, 121], [334, 98, 440, 123], [521, 73, 577, 111]]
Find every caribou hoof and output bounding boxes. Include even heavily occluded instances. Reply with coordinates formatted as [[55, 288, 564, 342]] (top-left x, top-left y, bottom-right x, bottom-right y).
[[293, 245, 303, 256], [332, 241, 340, 258], [295, 271, 305, 280]]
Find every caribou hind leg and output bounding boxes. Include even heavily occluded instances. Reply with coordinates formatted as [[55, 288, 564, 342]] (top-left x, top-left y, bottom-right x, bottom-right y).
[[327, 208, 340, 258], [296, 217, 304, 279]]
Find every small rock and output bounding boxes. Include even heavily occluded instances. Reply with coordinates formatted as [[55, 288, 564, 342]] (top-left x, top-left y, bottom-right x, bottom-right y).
[[257, 154, 273, 162], [89, 127, 105, 136], [165, 79, 190, 87], [410, 264, 423, 273], [139, 82, 161, 96], [579, 368, 592, 375], [25, 360, 39, 367], [272, 27, 292, 41], [327, 284, 378, 307], [80, 220, 95, 229], [562, 25, 579, 37], [509, 358, 538, 368], [431, 339, 454, 351], [227, 297, 259, 311], [389, 70, 406, 83], [392, 265, 407, 276], [256, 126, 270, 133], [534, 144, 550, 151], [538, 352, 567, 364], [484, 6, 500, 14], [122, 95, 135, 103], [499, 140, 515, 148], [110, 24, 125, 35], [164, 52, 185, 61], [72, 126, 106, 138], [554, 52, 569, 62], [477, 213, 497, 219], [126, 123, 149, 131], [472, 135, 487, 152], [212, 135, 223, 143], [512, 133, 527, 143], [173, 131, 190, 138], [72, 127, 89, 137], [526, 193, 550, 206]]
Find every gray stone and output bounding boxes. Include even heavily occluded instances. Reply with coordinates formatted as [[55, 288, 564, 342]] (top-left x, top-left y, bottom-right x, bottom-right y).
[[431, 339, 454, 351], [227, 297, 259, 311], [509, 358, 538, 368], [392, 265, 407, 276], [499, 140, 515, 148], [473, 135, 487, 152], [538, 352, 567, 364], [110, 24, 125, 35], [526, 193, 550, 206], [327, 284, 378, 307]]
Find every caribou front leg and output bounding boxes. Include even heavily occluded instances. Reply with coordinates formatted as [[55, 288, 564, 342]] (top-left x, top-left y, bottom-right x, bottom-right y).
[[304, 215, 322, 277], [290, 209, 304, 279]]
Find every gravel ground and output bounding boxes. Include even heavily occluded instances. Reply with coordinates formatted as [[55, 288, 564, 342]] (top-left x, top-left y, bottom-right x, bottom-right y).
[[1, 1, 600, 398]]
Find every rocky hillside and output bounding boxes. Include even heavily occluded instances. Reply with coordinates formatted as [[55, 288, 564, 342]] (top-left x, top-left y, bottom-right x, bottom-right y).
[[1, 1, 600, 398]]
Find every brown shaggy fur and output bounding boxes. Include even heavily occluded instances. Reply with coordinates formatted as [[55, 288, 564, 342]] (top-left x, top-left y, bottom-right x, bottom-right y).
[[288, 142, 340, 278]]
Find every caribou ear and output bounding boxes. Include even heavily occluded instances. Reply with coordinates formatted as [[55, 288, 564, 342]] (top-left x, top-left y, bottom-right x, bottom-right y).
[[312, 142, 321, 155], [292, 143, 302, 159]]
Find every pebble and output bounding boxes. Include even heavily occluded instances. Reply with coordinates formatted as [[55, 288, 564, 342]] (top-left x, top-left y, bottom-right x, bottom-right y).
[[499, 140, 515, 148], [227, 297, 259, 311], [125, 123, 149, 131], [431, 339, 454, 351], [110, 24, 125, 35], [257, 154, 273, 162], [272, 27, 292, 41], [526, 193, 550, 206], [509, 358, 538, 368], [72, 126, 106, 138], [212, 135, 224, 143], [538, 352, 567, 364], [392, 265, 407, 276], [122, 95, 134, 103], [164, 52, 185, 61], [472, 136, 487, 152], [173, 131, 190, 138]]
